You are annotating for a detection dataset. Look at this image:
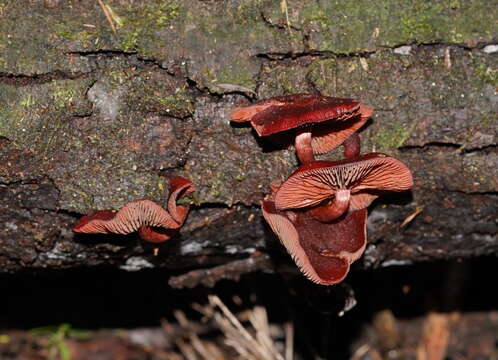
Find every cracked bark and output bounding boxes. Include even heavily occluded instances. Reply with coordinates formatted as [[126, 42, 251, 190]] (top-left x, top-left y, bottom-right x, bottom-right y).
[[0, 1, 496, 283]]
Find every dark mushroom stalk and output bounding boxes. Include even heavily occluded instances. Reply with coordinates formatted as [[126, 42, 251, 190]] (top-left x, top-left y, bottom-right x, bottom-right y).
[[231, 94, 373, 164], [275, 153, 413, 222], [73, 177, 195, 245], [342, 133, 361, 159]]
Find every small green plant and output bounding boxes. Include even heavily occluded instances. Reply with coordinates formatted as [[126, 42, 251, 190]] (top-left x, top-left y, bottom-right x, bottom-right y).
[[52, 81, 76, 109], [20, 94, 35, 107], [30, 323, 91, 360]]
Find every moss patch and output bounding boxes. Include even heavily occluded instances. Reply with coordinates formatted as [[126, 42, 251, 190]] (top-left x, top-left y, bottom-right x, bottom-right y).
[[474, 64, 498, 88], [371, 120, 412, 153], [308, 47, 497, 150], [118, 1, 182, 52], [258, 61, 313, 98], [263, 0, 497, 53], [124, 69, 194, 118]]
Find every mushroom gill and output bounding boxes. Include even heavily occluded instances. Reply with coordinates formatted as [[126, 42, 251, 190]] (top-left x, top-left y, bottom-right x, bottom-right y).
[[275, 153, 413, 222], [73, 176, 195, 244]]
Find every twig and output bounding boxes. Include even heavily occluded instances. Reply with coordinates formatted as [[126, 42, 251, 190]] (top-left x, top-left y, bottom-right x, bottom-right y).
[[97, 0, 117, 35], [280, 0, 291, 34], [401, 206, 424, 228]]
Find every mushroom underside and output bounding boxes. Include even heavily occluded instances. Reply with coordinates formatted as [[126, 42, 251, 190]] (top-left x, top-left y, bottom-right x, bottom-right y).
[[274, 154, 413, 211], [262, 201, 367, 285], [310, 113, 368, 155], [73, 177, 195, 244]]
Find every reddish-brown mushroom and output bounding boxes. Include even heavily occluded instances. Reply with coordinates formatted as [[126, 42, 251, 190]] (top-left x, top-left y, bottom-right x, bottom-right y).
[[230, 94, 373, 163], [275, 153, 413, 222], [73, 176, 195, 244], [262, 197, 367, 285]]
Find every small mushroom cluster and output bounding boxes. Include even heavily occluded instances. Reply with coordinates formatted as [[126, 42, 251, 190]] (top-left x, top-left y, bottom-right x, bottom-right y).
[[231, 94, 413, 285], [73, 176, 195, 253]]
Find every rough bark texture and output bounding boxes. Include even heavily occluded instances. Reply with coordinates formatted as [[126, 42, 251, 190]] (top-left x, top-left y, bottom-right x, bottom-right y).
[[0, 0, 497, 275]]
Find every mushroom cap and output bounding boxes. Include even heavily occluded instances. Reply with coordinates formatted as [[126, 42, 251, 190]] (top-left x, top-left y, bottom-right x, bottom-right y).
[[275, 153, 413, 211], [262, 200, 367, 285], [73, 176, 195, 243], [230, 94, 361, 137], [72, 199, 180, 235]]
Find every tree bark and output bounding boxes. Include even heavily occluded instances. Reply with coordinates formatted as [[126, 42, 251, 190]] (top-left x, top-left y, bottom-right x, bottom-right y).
[[0, 0, 496, 276]]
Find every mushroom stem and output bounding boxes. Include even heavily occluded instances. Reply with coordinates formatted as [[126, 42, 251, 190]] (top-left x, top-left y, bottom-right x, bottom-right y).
[[343, 133, 361, 159], [295, 129, 315, 164], [307, 189, 350, 222]]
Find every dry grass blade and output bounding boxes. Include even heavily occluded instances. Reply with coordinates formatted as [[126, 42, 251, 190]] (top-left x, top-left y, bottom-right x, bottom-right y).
[[189, 332, 216, 360], [280, 0, 291, 32], [209, 295, 258, 348], [284, 322, 293, 360], [401, 206, 424, 228], [97, 0, 117, 35], [249, 307, 284, 360], [176, 338, 198, 360], [417, 313, 450, 360], [173, 309, 223, 360], [352, 344, 382, 360], [207, 295, 285, 360]]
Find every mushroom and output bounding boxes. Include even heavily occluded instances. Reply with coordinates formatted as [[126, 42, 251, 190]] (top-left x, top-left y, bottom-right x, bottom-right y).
[[230, 94, 373, 163], [73, 176, 195, 244], [262, 198, 367, 285], [274, 153, 413, 222]]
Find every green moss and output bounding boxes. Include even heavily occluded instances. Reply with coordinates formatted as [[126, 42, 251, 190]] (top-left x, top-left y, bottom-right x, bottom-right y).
[[125, 70, 194, 117], [474, 64, 498, 87], [213, 62, 255, 90], [52, 81, 76, 109], [307, 58, 337, 93], [235, 175, 245, 182], [258, 63, 311, 97], [0, 105, 16, 138], [155, 86, 194, 114], [400, 17, 434, 40], [120, 29, 139, 51], [119, 0, 182, 52], [20, 94, 36, 107], [399, 2, 440, 40], [296, 0, 497, 53], [372, 120, 411, 153]]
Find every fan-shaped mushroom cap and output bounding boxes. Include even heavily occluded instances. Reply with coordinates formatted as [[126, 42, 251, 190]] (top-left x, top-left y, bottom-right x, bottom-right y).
[[275, 153, 413, 212], [231, 94, 360, 136], [231, 94, 372, 158], [73, 176, 195, 243], [262, 200, 367, 285]]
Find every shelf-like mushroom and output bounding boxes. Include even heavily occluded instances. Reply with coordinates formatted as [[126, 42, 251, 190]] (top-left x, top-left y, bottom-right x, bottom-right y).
[[275, 153, 413, 222], [73, 177, 195, 244], [231, 94, 372, 163]]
